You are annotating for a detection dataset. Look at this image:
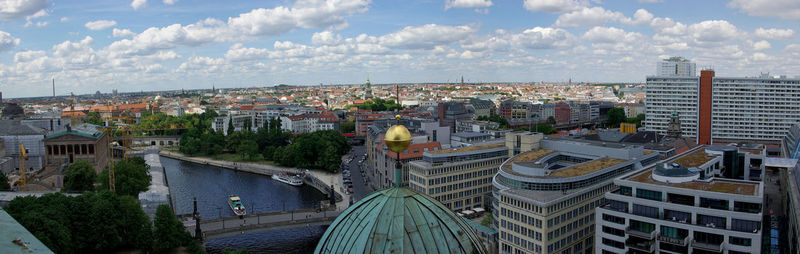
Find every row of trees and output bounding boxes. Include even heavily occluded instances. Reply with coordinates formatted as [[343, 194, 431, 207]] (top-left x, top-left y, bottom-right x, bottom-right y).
[[179, 115, 350, 172], [5, 192, 199, 253], [348, 98, 402, 111], [606, 108, 645, 128]]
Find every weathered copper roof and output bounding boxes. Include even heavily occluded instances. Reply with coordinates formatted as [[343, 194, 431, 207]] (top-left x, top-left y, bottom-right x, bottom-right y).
[[315, 187, 486, 254]]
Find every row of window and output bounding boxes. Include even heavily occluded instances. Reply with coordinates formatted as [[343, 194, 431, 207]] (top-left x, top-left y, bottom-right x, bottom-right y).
[[46, 144, 96, 156]]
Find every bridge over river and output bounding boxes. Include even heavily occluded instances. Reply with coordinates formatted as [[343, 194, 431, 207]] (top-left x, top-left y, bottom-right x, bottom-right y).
[[181, 208, 341, 241]]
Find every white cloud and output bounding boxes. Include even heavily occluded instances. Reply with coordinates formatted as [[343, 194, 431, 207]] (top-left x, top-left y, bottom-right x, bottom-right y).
[[13, 50, 45, 63], [445, 0, 492, 10], [785, 44, 800, 57], [512, 27, 575, 49], [637, 0, 661, 3], [112, 28, 135, 37], [0, 31, 21, 51], [85, 20, 117, 30], [177, 56, 224, 72], [582, 26, 642, 44], [131, 0, 147, 10], [688, 20, 740, 43], [754, 28, 795, 40], [622, 9, 653, 26], [523, 0, 586, 14], [746, 40, 771, 51], [0, 0, 47, 19], [554, 7, 624, 27], [378, 24, 474, 49], [225, 43, 270, 62], [163, 0, 178, 5], [650, 17, 687, 36], [60, 17, 68, 22], [227, 0, 369, 36], [311, 31, 342, 45], [728, 0, 800, 20]]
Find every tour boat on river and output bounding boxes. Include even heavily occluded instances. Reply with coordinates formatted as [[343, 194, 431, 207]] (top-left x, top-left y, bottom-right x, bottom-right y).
[[272, 173, 304, 186], [228, 195, 246, 218]]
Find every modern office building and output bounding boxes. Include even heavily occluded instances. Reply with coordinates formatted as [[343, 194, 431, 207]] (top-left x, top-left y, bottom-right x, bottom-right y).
[[781, 158, 800, 254], [657, 56, 696, 77], [595, 146, 766, 254], [493, 132, 660, 254], [407, 140, 507, 212], [646, 64, 800, 143]]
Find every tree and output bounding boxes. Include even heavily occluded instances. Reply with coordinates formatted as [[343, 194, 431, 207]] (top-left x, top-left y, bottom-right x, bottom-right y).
[[227, 117, 235, 136], [262, 146, 276, 161], [63, 160, 97, 193], [117, 195, 153, 251], [547, 116, 556, 125], [153, 204, 190, 252], [625, 113, 646, 127], [238, 139, 259, 161], [223, 248, 249, 254], [340, 120, 355, 134], [0, 172, 10, 191], [98, 157, 151, 197], [607, 108, 627, 128]]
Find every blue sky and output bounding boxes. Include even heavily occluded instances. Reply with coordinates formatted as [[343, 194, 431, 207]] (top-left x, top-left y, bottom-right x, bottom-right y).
[[0, 0, 799, 98]]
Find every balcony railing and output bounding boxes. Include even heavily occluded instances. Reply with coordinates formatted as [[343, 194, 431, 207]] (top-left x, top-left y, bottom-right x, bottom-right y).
[[626, 227, 656, 240], [625, 238, 655, 253], [691, 240, 723, 253], [657, 233, 690, 246]]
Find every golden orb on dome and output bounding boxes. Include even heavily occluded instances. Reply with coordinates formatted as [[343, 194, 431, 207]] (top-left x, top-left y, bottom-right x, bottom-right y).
[[385, 125, 411, 153]]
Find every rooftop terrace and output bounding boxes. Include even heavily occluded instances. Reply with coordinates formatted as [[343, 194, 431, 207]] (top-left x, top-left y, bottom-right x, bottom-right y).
[[549, 158, 627, 177], [672, 148, 715, 167], [628, 170, 758, 196]]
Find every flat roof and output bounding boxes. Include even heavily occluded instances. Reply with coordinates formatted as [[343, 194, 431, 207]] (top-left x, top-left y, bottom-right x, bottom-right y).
[[452, 132, 491, 138], [628, 170, 758, 196], [549, 158, 627, 177], [672, 148, 715, 167], [765, 157, 798, 168]]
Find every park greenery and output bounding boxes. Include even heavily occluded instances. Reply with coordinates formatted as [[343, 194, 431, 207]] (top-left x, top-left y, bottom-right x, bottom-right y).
[[179, 114, 351, 172], [63, 160, 97, 193], [348, 97, 402, 111], [5, 192, 201, 253], [606, 108, 646, 128], [98, 157, 152, 197], [476, 115, 509, 129]]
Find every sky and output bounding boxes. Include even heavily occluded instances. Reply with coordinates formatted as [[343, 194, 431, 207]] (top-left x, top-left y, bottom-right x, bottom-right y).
[[0, 0, 799, 98]]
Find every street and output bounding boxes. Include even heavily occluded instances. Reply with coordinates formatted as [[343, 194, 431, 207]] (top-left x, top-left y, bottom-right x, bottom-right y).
[[342, 145, 375, 202]]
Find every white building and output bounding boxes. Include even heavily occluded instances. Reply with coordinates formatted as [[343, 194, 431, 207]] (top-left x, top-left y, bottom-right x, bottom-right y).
[[646, 71, 800, 142], [595, 146, 764, 254], [657, 56, 696, 77]]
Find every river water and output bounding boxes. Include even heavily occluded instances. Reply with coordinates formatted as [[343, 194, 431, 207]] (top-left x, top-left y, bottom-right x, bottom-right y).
[[159, 156, 328, 253]]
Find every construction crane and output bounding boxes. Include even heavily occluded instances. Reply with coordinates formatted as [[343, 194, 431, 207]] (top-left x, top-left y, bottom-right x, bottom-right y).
[[18, 143, 27, 192]]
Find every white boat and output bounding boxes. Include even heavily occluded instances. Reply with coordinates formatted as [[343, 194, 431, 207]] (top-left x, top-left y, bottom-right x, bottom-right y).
[[228, 195, 246, 217], [272, 173, 303, 186]]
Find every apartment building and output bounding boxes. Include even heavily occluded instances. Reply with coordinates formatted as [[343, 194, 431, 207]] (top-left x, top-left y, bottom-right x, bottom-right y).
[[407, 140, 507, 211], [494, 133, 660, 254], [657, 56, 696, 77], [646, 65, 800, 143], [595, 146, 765, 254], [456, 119, 500, 133]]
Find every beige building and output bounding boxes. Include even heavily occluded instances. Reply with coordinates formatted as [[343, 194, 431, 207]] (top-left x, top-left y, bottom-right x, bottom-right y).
[[407, 140, 507, 211], [493, 134, 660, 254], [43, 124, 108, 173]]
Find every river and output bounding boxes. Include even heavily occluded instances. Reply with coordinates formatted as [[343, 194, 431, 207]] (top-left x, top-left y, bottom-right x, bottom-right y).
[[159, 156, 328, 253]]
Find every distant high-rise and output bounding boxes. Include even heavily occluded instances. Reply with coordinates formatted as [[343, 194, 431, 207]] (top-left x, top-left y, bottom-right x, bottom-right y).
[[657, 56, 696, 77]]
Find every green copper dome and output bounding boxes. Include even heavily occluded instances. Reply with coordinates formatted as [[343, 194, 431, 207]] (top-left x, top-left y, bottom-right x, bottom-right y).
[[315, 187, 487, 254]]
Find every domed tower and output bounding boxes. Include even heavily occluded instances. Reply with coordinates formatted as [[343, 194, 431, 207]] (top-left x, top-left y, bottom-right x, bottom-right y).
[[667, 111, 682, 138], [364, 78, 373, 100], [315, 116, 486, 254]]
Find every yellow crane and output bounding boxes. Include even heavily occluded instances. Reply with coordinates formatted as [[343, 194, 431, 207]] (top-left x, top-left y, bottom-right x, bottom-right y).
[[19, 143, 27, 192]]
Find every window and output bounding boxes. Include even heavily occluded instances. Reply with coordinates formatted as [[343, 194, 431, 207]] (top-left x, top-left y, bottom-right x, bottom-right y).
[[632, 204, 658, 218], [602, 226, 624, 237], [601, 214, 624, 224], [635, 189, 662, 201], [700, 197, 729, 210], [619, 186, 632, 196], [601, 238, 624, 249], [731, 219, 760, 233], [629, 220, 655, 234], [729, 236, 752, 246], [660, 226, 687, 240]]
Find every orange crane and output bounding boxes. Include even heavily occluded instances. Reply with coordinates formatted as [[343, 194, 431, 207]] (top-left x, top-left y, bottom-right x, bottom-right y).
[[18, 143, 27, 191]]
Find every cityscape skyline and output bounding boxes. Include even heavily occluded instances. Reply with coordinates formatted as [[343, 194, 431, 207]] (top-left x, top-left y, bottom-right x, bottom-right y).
[[1, 0, 799, 98]]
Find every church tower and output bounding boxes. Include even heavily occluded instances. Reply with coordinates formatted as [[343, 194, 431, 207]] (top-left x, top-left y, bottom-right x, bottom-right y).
[[364, 77, 373, 100], [667, 111, 682, 138]]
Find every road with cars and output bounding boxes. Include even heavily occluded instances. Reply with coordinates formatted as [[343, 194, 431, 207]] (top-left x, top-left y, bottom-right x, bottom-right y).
[[341, 145, 374, 202]]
